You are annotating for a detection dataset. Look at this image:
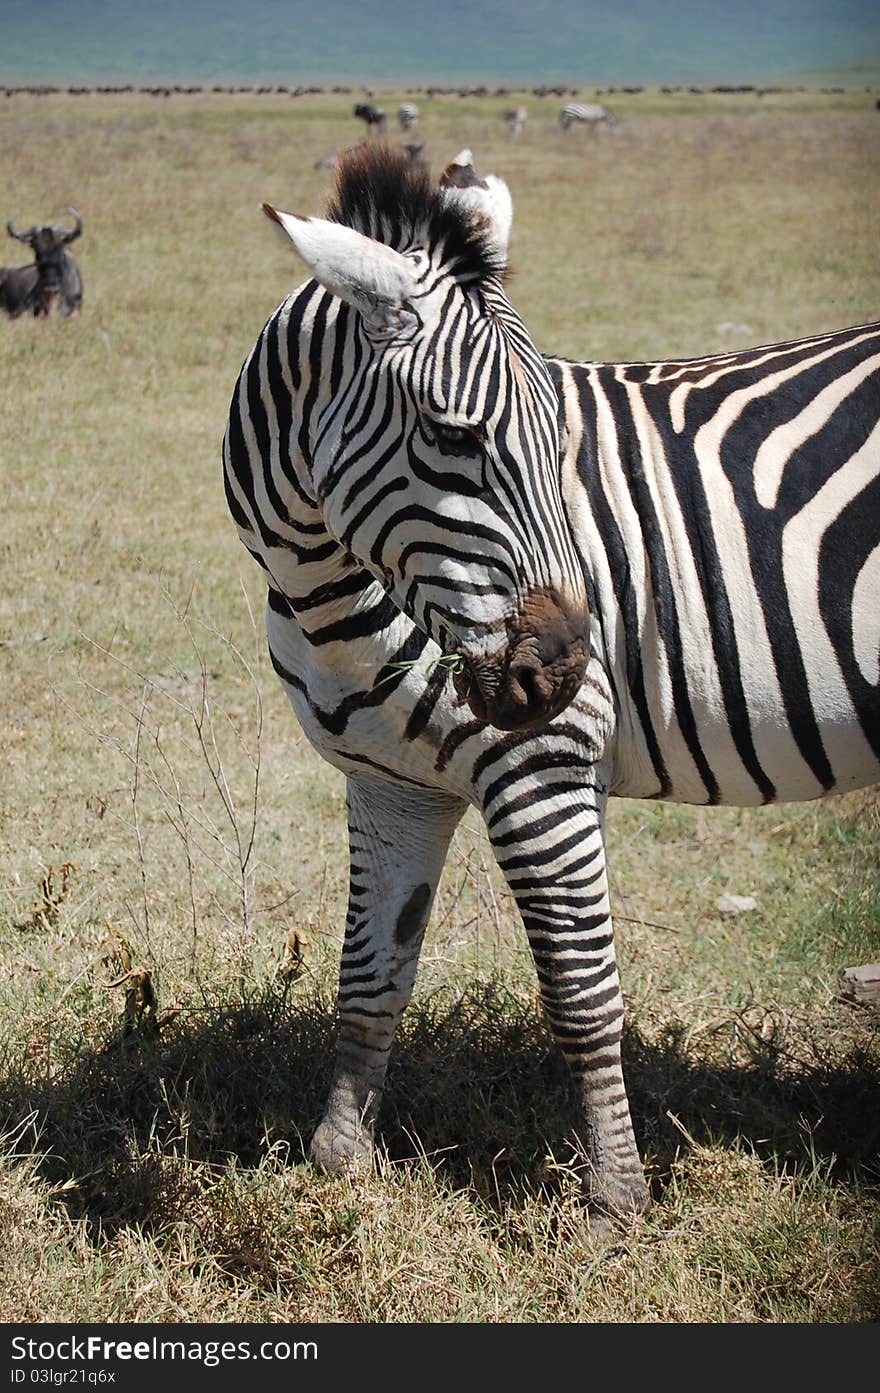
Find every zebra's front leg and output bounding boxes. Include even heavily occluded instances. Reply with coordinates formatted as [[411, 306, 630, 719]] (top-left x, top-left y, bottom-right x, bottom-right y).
[[487, 775, 650, 1223], [310, 772, 465, 1174]]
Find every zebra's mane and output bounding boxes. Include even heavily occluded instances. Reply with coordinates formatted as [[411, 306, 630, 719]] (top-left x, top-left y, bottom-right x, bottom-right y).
[[325, 145, 507, 285]]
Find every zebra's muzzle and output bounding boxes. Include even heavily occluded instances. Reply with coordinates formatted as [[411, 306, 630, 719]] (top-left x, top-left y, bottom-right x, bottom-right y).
[[452, 587, 589, 732]]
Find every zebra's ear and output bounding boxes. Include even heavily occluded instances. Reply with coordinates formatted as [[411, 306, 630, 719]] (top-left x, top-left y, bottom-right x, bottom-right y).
[[262, 203, 420, 328], [439, 149, 513, 268]]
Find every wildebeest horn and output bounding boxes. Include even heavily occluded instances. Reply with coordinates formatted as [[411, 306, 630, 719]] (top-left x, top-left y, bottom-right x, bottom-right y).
[[60, 208, 82, 243], [6, 216, 33, 242]]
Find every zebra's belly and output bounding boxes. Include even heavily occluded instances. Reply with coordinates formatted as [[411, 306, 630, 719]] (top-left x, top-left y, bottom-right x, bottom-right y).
[[265, 602, 482, 799]]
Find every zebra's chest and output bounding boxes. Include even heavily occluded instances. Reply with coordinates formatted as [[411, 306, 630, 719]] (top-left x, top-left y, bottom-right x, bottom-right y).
[[265, 601, 619, 808], [265, 602, 475, 797]]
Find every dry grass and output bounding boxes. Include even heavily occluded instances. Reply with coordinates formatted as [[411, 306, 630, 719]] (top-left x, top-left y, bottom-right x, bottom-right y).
[[0, 86, 878, 1324]]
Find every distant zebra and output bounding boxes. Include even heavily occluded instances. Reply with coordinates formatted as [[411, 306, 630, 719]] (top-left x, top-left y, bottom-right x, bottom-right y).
[[397, 101, 419, 131], [224, 146, 880, 1225], [354, 102, 387, 136], [503, 105, 527, 137], [559, 101, 618, 131]]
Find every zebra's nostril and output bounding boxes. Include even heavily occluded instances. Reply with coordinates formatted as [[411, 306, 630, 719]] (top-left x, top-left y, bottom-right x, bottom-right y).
[[506, 659, 553, 713]]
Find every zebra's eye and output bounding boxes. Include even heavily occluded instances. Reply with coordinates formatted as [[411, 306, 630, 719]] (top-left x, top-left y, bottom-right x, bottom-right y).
[[425, 419, 484, 457]]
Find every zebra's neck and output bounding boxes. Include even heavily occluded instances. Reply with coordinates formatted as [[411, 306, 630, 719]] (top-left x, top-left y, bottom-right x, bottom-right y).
[[224, 278, 429, 691], [226, 282, 373, 620]]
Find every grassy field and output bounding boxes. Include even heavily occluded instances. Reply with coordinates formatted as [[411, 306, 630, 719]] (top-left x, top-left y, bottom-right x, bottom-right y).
[[0, 86, 878, 1324]]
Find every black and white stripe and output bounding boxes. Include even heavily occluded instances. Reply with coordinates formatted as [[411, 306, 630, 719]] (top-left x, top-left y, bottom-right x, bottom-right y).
[[397, 101, 419, 131], [224, 146, 880, 1223], [559, 101, 618, 131], [550, 326, 880, 807]]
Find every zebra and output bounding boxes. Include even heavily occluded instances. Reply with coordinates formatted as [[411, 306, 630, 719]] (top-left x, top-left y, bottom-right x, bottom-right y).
[[397, 101, 419, 131], [559, 101, 618, 132], [223, 144, 880, 1225]]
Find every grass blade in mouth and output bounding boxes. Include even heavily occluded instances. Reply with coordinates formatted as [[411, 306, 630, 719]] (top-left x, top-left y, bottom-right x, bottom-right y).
[[371, 651, 466, 690]]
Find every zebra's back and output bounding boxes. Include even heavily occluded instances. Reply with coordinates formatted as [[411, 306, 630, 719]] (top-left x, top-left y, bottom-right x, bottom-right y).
[[559, 102, 616, 129]]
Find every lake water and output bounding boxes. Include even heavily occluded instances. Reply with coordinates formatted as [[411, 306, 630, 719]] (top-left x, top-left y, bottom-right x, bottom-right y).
[[2, 0, 878, 88]]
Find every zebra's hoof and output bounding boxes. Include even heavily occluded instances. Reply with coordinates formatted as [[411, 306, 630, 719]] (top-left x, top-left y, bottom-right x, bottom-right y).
[[309, 1118, 374, 1175], [583, 1173, 652, 1226], [582, 1209, 617, 1245]]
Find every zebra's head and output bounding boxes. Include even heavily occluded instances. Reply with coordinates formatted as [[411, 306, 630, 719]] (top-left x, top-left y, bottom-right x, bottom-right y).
[[264, 146, 589, 731]]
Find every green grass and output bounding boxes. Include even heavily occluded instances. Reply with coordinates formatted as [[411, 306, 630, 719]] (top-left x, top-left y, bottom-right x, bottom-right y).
[[0, 88, 878, 1323]]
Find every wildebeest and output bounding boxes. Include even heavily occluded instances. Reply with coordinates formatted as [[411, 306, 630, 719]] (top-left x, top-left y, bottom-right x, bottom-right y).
[[0, 209, 83, 317], [503, 105, 527, 137], [354, 102, 387, 137]]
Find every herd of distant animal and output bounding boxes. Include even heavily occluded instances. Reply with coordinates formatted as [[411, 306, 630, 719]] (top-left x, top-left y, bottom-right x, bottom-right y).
[[0, 94, 611, 321], [351, 96, 618, 141], [3, 79, 875, 321], [314, 96, 619, 171]]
